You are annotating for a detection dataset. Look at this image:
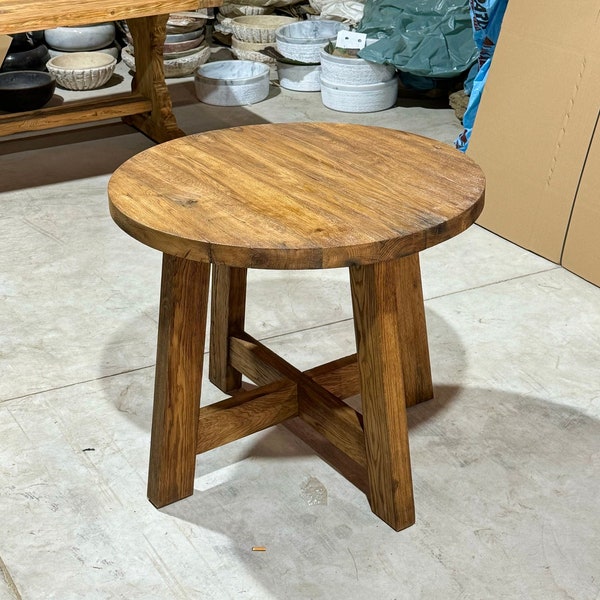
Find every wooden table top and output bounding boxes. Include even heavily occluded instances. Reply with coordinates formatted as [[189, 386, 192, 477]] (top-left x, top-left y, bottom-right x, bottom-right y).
[[0, 0, 213, 33], [108, 122, 485, 270]]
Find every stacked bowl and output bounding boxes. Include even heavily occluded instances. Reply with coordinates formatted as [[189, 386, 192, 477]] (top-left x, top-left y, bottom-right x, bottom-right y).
[[1, 31, 50, 73], [121, 13, 211, 78], [319, 46, 398, 112], [44, 22, 119, 60], [227, 15, 297, 71], [274, 20, 347, 92], [0, 32, 55, 111], [43, 22, 119, 91]]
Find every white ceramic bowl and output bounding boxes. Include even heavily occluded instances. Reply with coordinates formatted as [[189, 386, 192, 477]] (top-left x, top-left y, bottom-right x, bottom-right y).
[[121, 44, 211, 78], [195, 60, 270, 105], [46, 52, 116, 90], [275, 20, 348, 63], [230, 15, 298, 43], [277, 61, 321, 91], [44, 22, 116, 52], [319, 48, 396, 85], [320, 75, 398, 113]]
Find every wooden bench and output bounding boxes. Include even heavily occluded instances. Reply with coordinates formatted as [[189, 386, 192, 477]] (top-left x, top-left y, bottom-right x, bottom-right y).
[[0, 0, 218, 142]]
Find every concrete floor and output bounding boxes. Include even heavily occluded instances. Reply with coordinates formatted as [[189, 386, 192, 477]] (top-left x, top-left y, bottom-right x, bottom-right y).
[[1, 55, 600, 599]]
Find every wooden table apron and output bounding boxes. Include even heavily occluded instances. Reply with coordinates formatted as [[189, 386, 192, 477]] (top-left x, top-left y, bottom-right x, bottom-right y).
[[0, 0, 218, 141], [108, 122, 486, 531]]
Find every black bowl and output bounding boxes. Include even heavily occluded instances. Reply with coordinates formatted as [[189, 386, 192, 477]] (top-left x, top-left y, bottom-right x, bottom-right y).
[[0, 71, 56, 112], [8, 31, 45, 52], [1, 43, 51, 72]]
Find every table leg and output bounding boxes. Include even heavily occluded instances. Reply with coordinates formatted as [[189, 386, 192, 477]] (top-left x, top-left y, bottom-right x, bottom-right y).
[[209, 265, 248, 393], [123, 15, 185, 143], [148, 254, 210, 508], [394, 253, 433, 407], [350, 254, 430, 530]]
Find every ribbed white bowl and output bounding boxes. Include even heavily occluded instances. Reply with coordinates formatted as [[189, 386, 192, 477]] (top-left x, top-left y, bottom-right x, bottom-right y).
[[46, 52, 116, 90], [319, 49, 396, 85], [320, 75, 398, 113], [275, 20, 348, 63], [195, 60, 270, 105], [230, 15, 297, 43]]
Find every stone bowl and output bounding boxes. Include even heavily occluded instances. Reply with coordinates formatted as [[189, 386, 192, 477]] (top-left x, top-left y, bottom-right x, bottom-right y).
[[277, 61, 321, 91], [0, 71, 56, 112], [44, 22, 116, 52], [275, 20, 348, 63], [121, 44, 212, 78], [46, 52, 117, 91], [7, 31, 45, 52], [48, 44, 120, 61], [166, 15, 207, 33], [229, 15, 298, 43], [124, 31, 205, 55], [320, 47, 397, 85], [230, 46, 277, 67], [219, 4, 274, 17], [1, 44, 50, 72], [194, 60, 270, 106], [320, 75, 398, 113], [163, 36, 205, 55], [230, 37, 272, 52], [165, 29, 205, 44]]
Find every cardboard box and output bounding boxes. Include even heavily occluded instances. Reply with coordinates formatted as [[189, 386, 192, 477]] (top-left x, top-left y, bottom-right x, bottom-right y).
[[467, 0, 600, 285], [0, 35, 11, 66], [562, 120, 600, 285]]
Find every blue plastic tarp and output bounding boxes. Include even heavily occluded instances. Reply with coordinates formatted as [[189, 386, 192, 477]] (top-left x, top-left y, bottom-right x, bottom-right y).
[[455, 0, 509, 151]]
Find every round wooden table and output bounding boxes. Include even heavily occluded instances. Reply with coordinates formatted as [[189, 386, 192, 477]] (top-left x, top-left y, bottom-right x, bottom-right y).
[[108, 122, 485, 531]]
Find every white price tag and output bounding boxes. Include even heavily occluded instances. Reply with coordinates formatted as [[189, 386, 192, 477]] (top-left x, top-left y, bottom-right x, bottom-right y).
[[335, 31, 368, 50]]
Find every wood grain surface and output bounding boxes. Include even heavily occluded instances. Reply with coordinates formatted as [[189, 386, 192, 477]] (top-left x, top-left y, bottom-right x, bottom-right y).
[[228, 333, 367, 468], [123, 15, 185, 143], [350, 257, 418, 530], [147, 254, 209, 508], [0, 93, 152, 137], [196, 380, 298, 454], [108, 122, 485, 270], [0, 0, 214, 33], [208, 265, 247, 392]]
